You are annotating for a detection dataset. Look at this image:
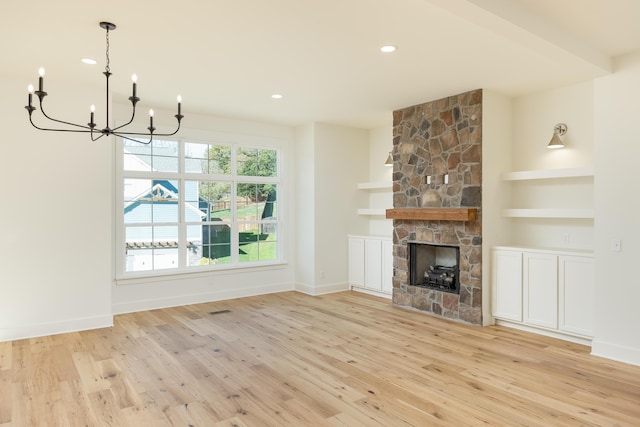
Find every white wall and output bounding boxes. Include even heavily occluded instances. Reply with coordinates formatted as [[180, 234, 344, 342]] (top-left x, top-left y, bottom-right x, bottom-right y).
[[512, 82, 594, 171], [0, 76, 113, 341], [367, 125, 394, 237], [482, 90, 513, 325], [509, 81, 595, 250], [294, 124, 316, 290], [312, 123, 369, 293], [592, 51, 640, 366]]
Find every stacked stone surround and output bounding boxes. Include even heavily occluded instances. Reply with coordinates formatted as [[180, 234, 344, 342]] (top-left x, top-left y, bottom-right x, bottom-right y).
[[391, 89, 483, 325]]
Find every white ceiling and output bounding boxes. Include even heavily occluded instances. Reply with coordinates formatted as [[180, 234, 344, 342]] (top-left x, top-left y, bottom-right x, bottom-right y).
[[4, 0, 640, 129]]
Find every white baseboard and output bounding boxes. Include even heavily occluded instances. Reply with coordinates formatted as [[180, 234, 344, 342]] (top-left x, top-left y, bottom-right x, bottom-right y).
[[0, 314, 113, 343], [351, 286, 392, 299], [494, 319, 592, 346], [112, 282, 294, 315], [591, 340, 640, 367], [295, 282, 349, 296]]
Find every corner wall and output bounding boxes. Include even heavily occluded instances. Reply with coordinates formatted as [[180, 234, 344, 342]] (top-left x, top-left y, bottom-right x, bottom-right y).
[[294, 122, 369, 295], [294, 124, 316, 290], [367, 125, 394, 237], [482, 90, 512, 326], [592, 50, 640, 366]]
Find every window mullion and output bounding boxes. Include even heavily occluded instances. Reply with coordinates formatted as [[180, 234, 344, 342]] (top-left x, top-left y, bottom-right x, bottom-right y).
[[177, 139, 185, 269], [229, 146, 237, 264]]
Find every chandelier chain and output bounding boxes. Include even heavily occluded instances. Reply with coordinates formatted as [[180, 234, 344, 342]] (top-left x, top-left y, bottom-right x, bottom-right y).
[[105, 28, 111, 73]]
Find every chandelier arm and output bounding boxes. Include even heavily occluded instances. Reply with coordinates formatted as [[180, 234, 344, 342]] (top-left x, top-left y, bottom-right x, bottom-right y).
[[116, 124, 181, 138], [90, 128, 107, 142], [115, 115, 181, 137], [112, 105, 137, 132], [38, 100, 94, 131], [28, 113, 95, 133], [154, 115, 183, 136], [112, 131, 152, 145], [150, 124, 182, 137]]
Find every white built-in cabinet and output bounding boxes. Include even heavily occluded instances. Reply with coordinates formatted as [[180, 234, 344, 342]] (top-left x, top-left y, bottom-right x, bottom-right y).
[[524, 252, 559, 329], [558, 255, 595, 337], [491, 250, 523, 322], [491, 246, 594, 343], [348, 235, 393, 297], [382, 239, 393, 293], [348, 237, 365, 287]]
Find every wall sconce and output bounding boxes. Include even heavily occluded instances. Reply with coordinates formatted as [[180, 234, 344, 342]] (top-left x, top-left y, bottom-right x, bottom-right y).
[[385, 152, 393, 166], [547, 123, 567, 149], [444, 174, 449, 184]]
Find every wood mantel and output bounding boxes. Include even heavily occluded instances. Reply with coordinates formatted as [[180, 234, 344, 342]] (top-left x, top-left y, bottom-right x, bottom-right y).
[[386, 208, 477, 221]]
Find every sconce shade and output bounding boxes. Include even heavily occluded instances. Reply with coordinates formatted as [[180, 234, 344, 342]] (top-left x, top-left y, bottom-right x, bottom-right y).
[[385, 152, 393, 166], [547, 123, 567, 149]]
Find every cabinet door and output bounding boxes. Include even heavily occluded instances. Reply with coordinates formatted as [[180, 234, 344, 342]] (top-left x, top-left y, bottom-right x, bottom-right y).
[[364, 239, 382, 291], [382, 239, 393, 293], [524, 252, 558, 329], [492, 250, 523, 321], [348, 237, 365, 287], [559, 256, 594, 337]]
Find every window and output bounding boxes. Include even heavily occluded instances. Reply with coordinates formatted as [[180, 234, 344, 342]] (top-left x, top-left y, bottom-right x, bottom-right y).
[[120, 138, 280, 275]]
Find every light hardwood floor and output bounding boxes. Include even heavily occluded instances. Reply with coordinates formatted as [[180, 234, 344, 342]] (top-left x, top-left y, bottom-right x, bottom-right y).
[[1, 291, 640, 426]]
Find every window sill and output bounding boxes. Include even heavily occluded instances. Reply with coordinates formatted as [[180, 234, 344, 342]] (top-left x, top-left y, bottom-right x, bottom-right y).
[[115, 261, 289, 286]]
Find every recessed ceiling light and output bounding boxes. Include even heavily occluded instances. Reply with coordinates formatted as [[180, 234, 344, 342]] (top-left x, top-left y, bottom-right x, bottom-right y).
[[380, 45, 397, 53], [271, 94, 283, 99], [81, 58, 97, 65]]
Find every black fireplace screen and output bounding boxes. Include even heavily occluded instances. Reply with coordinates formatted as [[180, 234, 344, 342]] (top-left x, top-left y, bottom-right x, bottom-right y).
[[409, 243, 460, 294]]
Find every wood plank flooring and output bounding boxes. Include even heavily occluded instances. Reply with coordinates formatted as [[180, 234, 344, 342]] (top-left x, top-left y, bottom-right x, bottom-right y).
[[2, 290, 640, 426]]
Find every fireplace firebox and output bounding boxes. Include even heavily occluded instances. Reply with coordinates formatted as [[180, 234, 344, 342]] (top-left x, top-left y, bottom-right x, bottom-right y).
[[409, 242, 460, 294]]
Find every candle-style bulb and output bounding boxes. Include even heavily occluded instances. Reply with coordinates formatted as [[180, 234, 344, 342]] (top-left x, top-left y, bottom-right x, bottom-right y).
[[38, 68, 45, 92], [89, 104, 95, 127], [149, 109, 154, 117], [27, 84, 34, 108], [177, 95, 182, 116], [177, 95, 182, 103], [131, 74, 137, 98]]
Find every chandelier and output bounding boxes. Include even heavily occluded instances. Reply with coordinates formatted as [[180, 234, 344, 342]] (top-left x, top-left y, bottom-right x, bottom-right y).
[[24, 22, 183, 144]]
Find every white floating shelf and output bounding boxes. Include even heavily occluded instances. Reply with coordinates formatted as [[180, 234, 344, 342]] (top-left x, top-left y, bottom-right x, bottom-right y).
[[357, 209, 388, 216], [357, 182, 393, 190], [502, 209, 594, 219], [502, 167, 594, 181]]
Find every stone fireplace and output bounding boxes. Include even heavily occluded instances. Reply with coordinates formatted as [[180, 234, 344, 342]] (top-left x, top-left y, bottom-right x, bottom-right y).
[[389, 89, 483, 325]]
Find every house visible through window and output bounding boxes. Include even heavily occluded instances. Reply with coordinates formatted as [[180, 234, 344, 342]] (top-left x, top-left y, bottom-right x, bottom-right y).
[[121, 138, 280, 274]]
